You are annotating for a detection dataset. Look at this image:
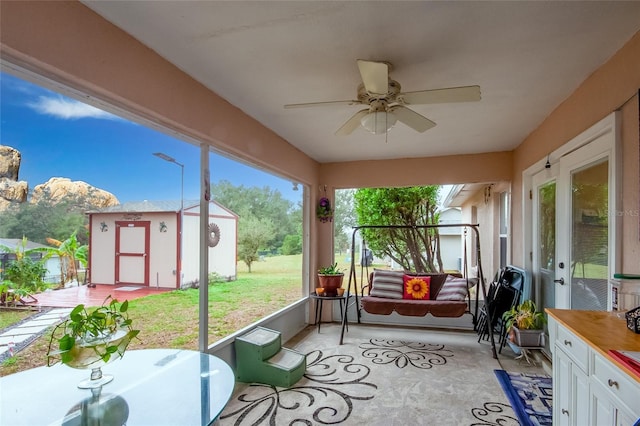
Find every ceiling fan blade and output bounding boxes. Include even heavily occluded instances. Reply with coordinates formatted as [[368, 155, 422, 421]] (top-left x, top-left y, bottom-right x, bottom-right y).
[[399, 85, 481, 105], [357, 60, 388, 95], [390, 106, 436, 133], [284, 99, 360, 109], [335, 109, 370, 136]]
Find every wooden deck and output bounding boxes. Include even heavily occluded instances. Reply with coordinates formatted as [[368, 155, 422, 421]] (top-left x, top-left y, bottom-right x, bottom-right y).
[[29, 284, 172, 308]]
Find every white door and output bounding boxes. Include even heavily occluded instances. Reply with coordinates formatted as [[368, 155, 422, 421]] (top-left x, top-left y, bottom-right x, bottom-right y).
[[115, 221, 150, 286], [532, 167, 557, 354], [555, 131, 616, 310]]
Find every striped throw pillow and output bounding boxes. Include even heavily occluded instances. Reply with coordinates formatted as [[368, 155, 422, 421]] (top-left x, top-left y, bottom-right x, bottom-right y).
[[370, 269, 404, 299], [436, 275, 468, 301]]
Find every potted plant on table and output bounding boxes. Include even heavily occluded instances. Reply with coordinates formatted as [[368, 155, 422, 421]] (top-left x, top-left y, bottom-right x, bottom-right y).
[[47, 296, 139, 388], [502, 299, 546, 348], [317, 263, 345, 296]]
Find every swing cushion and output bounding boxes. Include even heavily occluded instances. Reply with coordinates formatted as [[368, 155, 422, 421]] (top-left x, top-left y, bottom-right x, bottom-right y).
[[436, 275, 469, 301], [369, 269, 404, 299], [402, 275, 430, 300], [361, 271, 471, 318]]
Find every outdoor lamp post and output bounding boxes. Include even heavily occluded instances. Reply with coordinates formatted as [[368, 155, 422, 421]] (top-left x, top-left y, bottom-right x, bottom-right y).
[[153, 152, 184, 288]]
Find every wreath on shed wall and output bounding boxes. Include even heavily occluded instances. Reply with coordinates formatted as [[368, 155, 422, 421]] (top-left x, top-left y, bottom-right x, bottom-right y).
[[208, 223, 221, 247]]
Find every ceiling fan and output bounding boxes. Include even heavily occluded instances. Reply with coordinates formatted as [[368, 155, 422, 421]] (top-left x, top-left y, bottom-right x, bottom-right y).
[[284, 60, 481, 136]]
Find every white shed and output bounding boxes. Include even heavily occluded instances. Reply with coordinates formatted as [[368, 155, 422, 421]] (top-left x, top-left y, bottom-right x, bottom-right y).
[[88, 200, 238, 289]]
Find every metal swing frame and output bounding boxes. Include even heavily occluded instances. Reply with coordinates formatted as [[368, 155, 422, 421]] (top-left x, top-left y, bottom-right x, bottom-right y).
[[338, 223, 499, 359]]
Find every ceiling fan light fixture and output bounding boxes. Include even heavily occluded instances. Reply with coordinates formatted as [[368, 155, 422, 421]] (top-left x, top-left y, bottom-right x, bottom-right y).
[[360, 111, 397, 134]]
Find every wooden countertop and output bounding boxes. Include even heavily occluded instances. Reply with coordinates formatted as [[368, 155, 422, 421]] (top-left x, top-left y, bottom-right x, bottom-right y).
[[546, 309, 640, 382]]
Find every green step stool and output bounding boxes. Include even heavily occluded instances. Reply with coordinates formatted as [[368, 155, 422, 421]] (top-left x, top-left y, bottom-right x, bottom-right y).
[[234, 326, 306, 388]]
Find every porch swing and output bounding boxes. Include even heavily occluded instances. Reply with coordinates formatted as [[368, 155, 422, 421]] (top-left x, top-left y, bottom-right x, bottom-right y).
[[338, 224, 500, 359]]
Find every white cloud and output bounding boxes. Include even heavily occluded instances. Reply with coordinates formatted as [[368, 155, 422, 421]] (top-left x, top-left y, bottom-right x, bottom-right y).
[[28, 95, 120, 120]]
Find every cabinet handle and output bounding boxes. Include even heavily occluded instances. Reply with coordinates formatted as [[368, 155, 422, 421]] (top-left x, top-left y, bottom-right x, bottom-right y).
[[607, 379, 619, 389], [563, 340, 572, 346], [561, 409, 569, 416]]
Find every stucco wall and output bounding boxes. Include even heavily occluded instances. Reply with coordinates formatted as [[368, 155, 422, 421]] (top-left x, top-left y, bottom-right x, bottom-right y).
[[319, 151, 513, 189], [511, 30, 640, 274]]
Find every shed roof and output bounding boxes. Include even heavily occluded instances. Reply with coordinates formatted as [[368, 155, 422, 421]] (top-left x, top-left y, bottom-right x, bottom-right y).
[[89, 199, 237, 217]]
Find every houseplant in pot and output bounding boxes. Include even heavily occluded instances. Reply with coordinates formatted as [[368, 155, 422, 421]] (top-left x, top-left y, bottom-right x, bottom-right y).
[[317, 263, 344, 296], [47, 296, 139, 389], [502, 299, 546, 348]]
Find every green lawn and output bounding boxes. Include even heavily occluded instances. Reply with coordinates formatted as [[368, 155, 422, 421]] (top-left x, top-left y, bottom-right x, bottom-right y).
[[0, 310, 32, 330], [0, 254, 303, 375]]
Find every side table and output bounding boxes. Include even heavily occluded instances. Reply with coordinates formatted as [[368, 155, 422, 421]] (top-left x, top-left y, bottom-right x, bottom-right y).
[[310, 292, 347, 332]]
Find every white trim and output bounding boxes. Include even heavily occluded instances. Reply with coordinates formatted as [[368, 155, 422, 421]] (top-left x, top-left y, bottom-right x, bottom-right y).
[[522, 112, 620, 310]]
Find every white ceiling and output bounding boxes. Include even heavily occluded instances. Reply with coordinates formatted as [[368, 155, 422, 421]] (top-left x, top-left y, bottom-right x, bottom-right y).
[[83, 1, 640, 164]]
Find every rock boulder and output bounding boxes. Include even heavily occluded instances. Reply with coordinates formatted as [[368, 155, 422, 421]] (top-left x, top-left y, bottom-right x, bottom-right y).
[[0, 145, 29, 209], [31, 177, 119, 208]]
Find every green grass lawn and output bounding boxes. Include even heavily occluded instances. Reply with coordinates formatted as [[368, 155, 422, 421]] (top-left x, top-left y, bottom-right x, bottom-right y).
[[0, 310, 32, 330], [0, 254, 303, 376]]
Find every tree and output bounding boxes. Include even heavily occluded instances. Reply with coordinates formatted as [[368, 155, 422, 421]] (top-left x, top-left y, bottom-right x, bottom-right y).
[[334, 189, 356, 254], [238, 215, 275, 272], [354, 186, 442, 272], [211, 180, 298, 252], [45, 231, 88, 285], [0, 196, 89, 245], [281, 234, 302, 255]]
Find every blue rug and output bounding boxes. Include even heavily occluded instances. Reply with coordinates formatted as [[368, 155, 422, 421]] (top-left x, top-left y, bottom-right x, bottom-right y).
[[494, 370, 552, 426]]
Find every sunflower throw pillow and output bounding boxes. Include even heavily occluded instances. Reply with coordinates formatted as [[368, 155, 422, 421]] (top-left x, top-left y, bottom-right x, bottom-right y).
[[402, 275, 430, 300]]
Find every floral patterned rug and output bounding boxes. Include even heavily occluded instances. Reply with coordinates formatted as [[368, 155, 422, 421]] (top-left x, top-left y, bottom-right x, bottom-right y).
[[219, 327, 528, 425]]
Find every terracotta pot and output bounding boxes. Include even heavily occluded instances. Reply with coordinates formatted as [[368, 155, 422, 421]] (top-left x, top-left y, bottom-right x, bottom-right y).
[[317, 274, 344, 296]]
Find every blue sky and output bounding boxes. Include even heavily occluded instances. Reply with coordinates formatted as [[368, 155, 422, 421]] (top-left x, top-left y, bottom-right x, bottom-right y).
[[0, 72, 302, 204]]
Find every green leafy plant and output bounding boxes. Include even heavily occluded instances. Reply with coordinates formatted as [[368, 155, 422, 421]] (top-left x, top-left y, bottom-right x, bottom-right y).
[[318, 263, 344, 275], [0, 237, 49, 293], [316, 197, 333, 223], [47, 296, 140, 367], [502, 299, 546, 331]]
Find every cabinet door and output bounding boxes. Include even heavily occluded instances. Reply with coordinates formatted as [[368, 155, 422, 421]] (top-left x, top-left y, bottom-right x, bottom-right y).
[[572, 365, 589, 426], [554, 347, 572, 426], [615, 408, 635, 426], [590, 379, 639, 426], [590, 382, 615, 425], [554, 346, 590, 426]]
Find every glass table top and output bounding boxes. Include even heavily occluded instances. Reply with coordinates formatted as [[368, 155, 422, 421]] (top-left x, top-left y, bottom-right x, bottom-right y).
[[0, 349, 235, 426]]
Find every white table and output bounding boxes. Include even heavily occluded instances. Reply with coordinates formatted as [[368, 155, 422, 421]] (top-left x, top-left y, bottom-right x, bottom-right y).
[[0, 349, 235, 426]]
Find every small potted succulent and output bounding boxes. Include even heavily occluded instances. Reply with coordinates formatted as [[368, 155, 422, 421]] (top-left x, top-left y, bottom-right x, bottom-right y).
[[47, 296, 139, 388], [317, 263, 344, 296], [502, 299, 546, 348]]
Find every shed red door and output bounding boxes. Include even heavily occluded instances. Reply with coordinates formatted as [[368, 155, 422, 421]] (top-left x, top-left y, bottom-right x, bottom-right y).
[[115, 221, 150, 286]]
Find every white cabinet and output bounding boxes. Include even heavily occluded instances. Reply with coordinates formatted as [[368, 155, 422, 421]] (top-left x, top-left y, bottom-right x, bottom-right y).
[[590, 352, 639, 425], [549, 314, 640, 426], [552, 320, 590, 425], [590, 379, 637, 426]]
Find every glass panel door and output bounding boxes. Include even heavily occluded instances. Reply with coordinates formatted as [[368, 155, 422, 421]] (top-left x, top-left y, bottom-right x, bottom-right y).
[[569, 160, 609, 310], [538, 180, 557, 313], [532, 170, 556, 355], [555, 128, 614, 311]]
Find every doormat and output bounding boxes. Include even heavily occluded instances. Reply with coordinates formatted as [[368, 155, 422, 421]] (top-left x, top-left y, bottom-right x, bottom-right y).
[[114, 286, 143, 291], [494, 369, 552, 426]]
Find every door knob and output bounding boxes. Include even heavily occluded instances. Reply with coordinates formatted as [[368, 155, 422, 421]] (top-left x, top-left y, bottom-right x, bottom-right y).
[[554, 277, 565, 285]]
